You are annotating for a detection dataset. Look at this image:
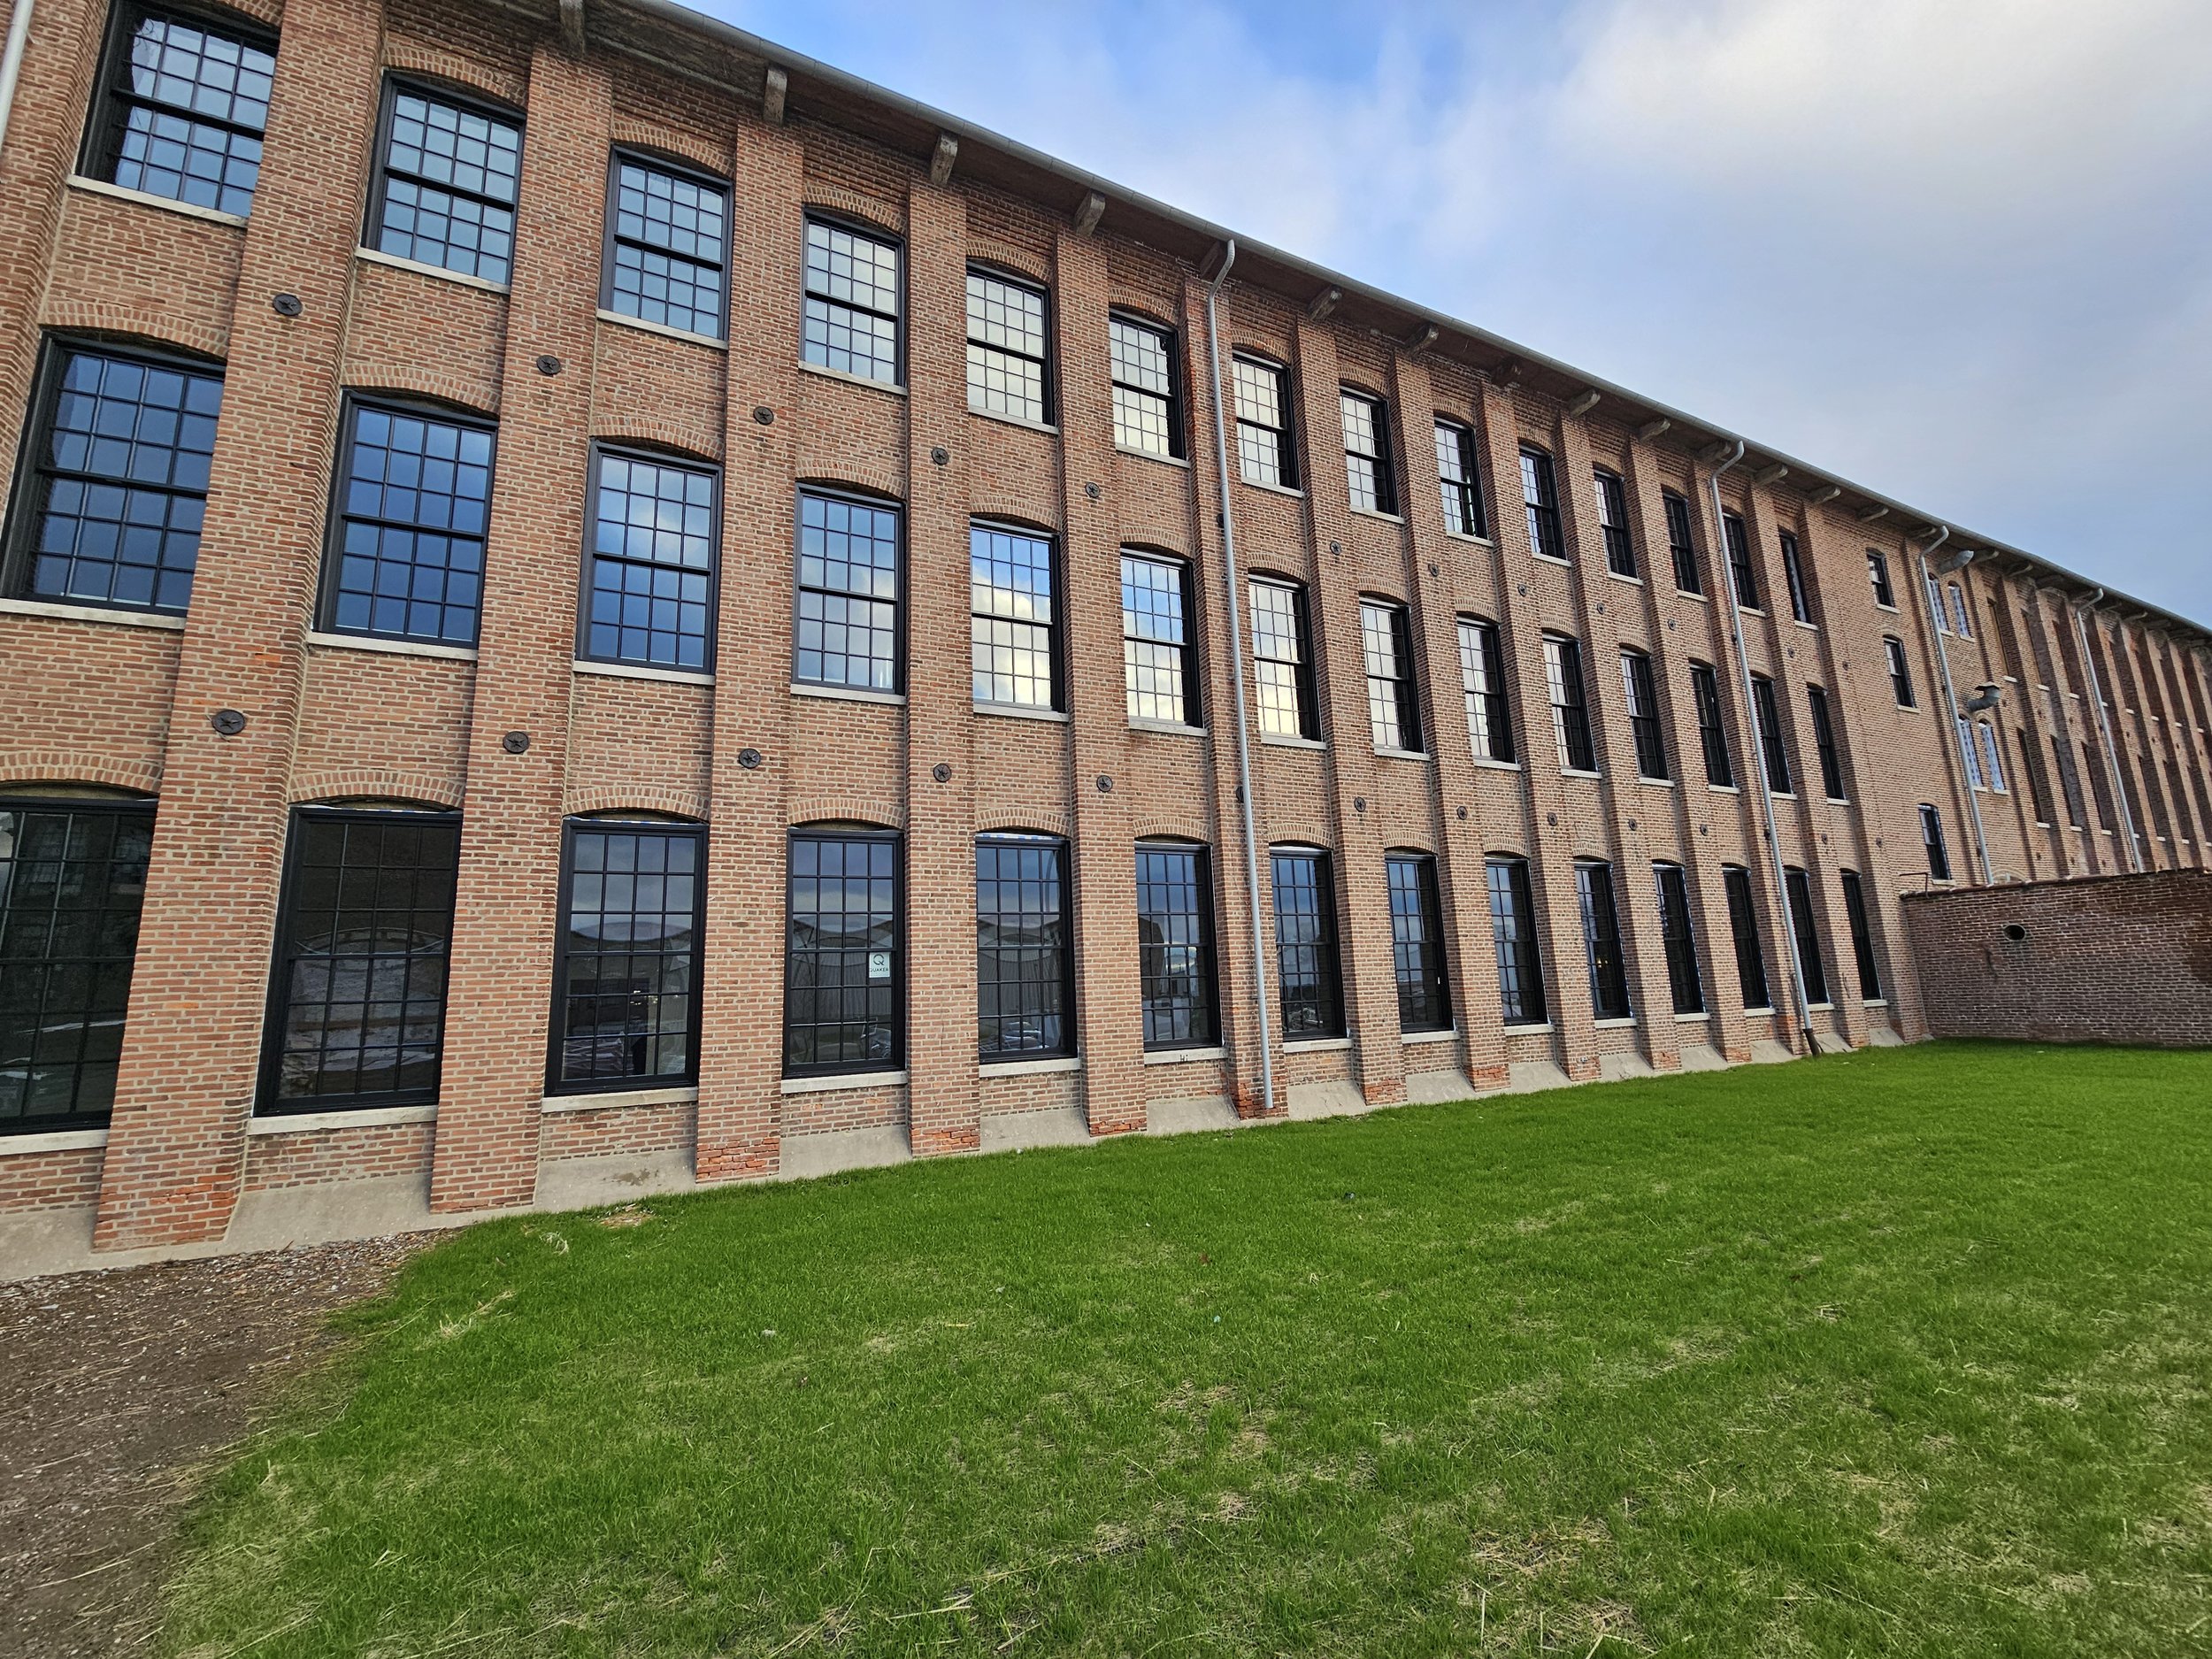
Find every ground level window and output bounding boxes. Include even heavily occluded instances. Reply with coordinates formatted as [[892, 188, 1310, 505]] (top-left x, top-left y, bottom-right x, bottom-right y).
[[784, 829, 901, 1075], [1783, 866, 1830, 1006], [1576, 860, 1631, 1020], [0, 798, 154, 1133], [1839, 869, 1882, 1002], [1654, 861, 1703, 1016], [1136, 841, 1216, 1049], [1486, 856, 1547, 1025], [977, 833, 1071, 1059], [1271, 847, 1342, 1039], [1386, 852, 1450, 1032], [549, 818, 703, 1093], [260, 807, 460, 1112], [1722, 864, 1771, 1011]]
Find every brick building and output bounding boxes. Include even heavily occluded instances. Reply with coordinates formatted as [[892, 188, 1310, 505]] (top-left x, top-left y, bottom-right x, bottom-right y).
[[0, 0, 2208, 1259]]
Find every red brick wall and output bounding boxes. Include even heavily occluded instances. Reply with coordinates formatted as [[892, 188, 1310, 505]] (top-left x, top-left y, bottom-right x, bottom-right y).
[[1901, 872, 2212, 1047]]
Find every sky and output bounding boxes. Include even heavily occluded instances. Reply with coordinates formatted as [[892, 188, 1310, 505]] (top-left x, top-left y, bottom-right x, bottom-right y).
[[693, 0, 2212, 626]]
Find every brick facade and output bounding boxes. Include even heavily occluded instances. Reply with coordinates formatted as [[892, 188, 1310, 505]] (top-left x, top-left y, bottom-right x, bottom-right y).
[[0, 0, 2208, 1255]]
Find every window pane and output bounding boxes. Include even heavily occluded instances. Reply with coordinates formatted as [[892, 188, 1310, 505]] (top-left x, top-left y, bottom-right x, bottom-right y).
[[1486, 857, 1545, 1025], [1435, 421, 1483, 537], [556, 824, 701, 1087], [102, 8, 274, 217], [1577, 862, 1630, 1020], [1840, 870, 1882, 1001], [966, 271, 1048, 422], [1654, 863, 1703, 1016], [795, 492, 900, 690], [266, 812, 460, 1109], [1271, 849, 1342, 1038], [1595, 471, 1635, 578], [1122, 554, 1190, 725], [1622, 649, 1666, 779], [1251, 578, 1310, 739], [586, 451, 715, 670], [1362, 599, 1416, 751], [803, 220, 902, 383], [1751, 675, 1792, 795], [1665, 492, 1700, 593], [784, 833, 900, 1071], [1784, 867, 1830, 1006], [375, 89, 521, 283], [1110, 318, 1174, 456], [978, 836, 1071, 1057], [329, 403, 495, 645], [1724, 512, 1759, 610], [0, 803, 153, 1133], [1545, 636, 1594, 772], [1723, 865, 1771, 1010], [970, 525, 1056, 708], [1458, 617, 1513, 763], [1386, 854, 1449, 1031], [1136, 843, 1215, 1048], [1341, 391, 1385, 513], [1233, 357, 1287, 487], [1691, 663, 1732, 787], [1520, 449, 1563, 560], [608, 158, 728, 340]]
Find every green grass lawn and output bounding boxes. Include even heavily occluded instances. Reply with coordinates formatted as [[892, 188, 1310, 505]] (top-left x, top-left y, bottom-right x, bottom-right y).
[[164, 1042, 2212, 1657]]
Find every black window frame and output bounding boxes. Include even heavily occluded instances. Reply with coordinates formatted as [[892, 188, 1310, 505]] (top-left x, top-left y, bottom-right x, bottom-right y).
[[1808, 684, 1846, 800], [782, 826, 904, 1078], [578, 439, 720, 673], [546, 814, 707, 1096], [256, 803, 462, 1115], [1520, 446, 1564, 561], [976, 831, 1074, 1061], [1750, 673, 1793, 795], [1783, 866, 1831, 1006], [1250, 573, 1319, 741], [1689, 661, 1733, 787], [968, 518, 1063, 713], [1722, 511, 1760, 611], [1340, 387, 1396, 516], [1135, 839, 1218, 1051], [1885, 635, 1916, 708], [1919, 803, 1953, 881], [1108, 311, 1184, 460], [1663, 490, 1701, 594], [1435, 417, 1486, 538], [1594, 468, 1636, 578], [1360, 595, 1421, 753], [81, 0, 278, 220], [1839, 869, 1882, 1002], [792, 483, 904, 695], [1653, 860, 1704, 1016], [0, 794, 156, 1135], [2, 333, 226, 618], [1386, 850, 1451, 1033], [1120, 549, 1200, 727], [1576, 859, 1632, 1021], [1867, 549, 1896, 609], [964, 264, 1053, 425], [1544, 633, 1596, 772], [1721, 864, 1772, 1011], [1486, 854, 1548, 1026], [317, 390, 498, 648], [364, 74, 525, 286], [597, 145, 732, 342], [1779, 529, 1812, 624], [1270, 844, 1344, 1040], [801, 211, 904, 386], [1231, 351, 1295, 488], [1457, 614, 1515, 764], [1620, 647, 1668, 780]]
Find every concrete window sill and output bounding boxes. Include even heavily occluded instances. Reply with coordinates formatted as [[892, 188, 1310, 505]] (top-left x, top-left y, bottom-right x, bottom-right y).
[[1402, 1027, 1457, 1045], [249, 1104, 438, 1134], [799, 360, 905, 395], [307, 629, 475, 662], [0, 595, 185, 631], [781, 1070, 906, 1094], [355, 245, 510, 295], [1283, 1036, 1350, 1052], [0, 1128, 110, 1156], [577, 659, 713, 687], [596, 308, 726, 351], [793, 681, 905, 706], [1142, 1046, 1225, 1065], [541, 1085, 699, 1113], [68, 173, 245, 227], [975, 702, 1069, 723], [979, 1056, 1081, 1077]]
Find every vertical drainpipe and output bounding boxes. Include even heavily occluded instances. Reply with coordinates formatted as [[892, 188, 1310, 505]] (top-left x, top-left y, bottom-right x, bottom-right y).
[[2073, 588, 2143, 872], [1709, 440, 1815, 1054], [1199, 240, 1275, 1118], [0, 0, 35, 161], [1917, 528, 1993, 885]]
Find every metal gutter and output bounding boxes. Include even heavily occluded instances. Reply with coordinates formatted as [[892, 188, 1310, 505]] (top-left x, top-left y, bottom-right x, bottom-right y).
[[0, 0, 36, 161]]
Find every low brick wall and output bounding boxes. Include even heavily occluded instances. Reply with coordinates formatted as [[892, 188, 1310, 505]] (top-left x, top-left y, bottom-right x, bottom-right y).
[[1901, 872, 2212, 1047]]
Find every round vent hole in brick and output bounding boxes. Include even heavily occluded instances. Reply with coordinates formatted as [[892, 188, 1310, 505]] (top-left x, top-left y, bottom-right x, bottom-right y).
[[2003, 924, 2028, 943]]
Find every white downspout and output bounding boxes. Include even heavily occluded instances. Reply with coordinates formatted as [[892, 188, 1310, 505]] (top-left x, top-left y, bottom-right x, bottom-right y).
[[1199, 240, 1275, 1118], [2073, 588, 2143, 872], [0, 0, 35, 161], [1709, 441, 1815, 1053], [1917, 527, 1993, 884]]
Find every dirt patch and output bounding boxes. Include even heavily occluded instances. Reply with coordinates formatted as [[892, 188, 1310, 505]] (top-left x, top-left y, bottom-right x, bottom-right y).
[[0, 1237, 428, 1656]]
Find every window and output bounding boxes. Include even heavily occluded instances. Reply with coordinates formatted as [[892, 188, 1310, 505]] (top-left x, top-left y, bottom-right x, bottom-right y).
[[6, 339, 221, 615], [1457, 616, 1514, 763], [1135, 841, 1216, 1049], [1575, 861, 1631, 1020], [550, 818, 703, 1093], [1690, 662, 1733, 787], [1958, 716, 1985, 789], [323, 398, 495, 646], [1361, 598, 1420, 752], [966, 267, 1049, 423], [83, 3, 274, 218], [1919, 803, 1952, 880], [259, 807, 459, 1111], [1867, 549, 1896, 609], [1926, 572, 1954, 633], [1808, 685, 1846, 800], [1340, 389, 1395, 514], [1653, 862, 1703, 1016], [803, 217, 901, 384], [784, 829, 900, 1074], [1947, 581, 1973, 638], [794, 488, 900, 692], [1885, 636, 1916, 707], [1386, 853, 1450, 1032], [1520, 447, 1563, 561], [1839, 869, 1882, 1002], [1232, 354, 1294, 488], [1121, 551, 1196, 726], [970, 522, 1057, 710], [976, 833, 1072, 1059], [1271, 847, 1343, 1039], [1110, 314, 1180, 457], [1545, 634, 1596, 772], [1664, 491, 1701, 594], [1750, 675, 1791, 795], [1722, 864, 1772, 1010], [1620, 649, 1667, 780], [1783, 866, 1830, 1005], [368, 81, 521, 284], [601, 152, 727, 340], [1486, 856, 1547, 1025], [1436, 419, 1485, 537], [1779, 530, 1811, 623], [1251, 576, 1317, 740], [2082, 741, 2119, 833], [0, 798, 153, 1133], [582, 446, 716, 671], [1722, 511, 1759, 610], [1977, 722, 2007, 793], [1594, 469, 1635, 578], [2022, 733, 2058, 825]]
